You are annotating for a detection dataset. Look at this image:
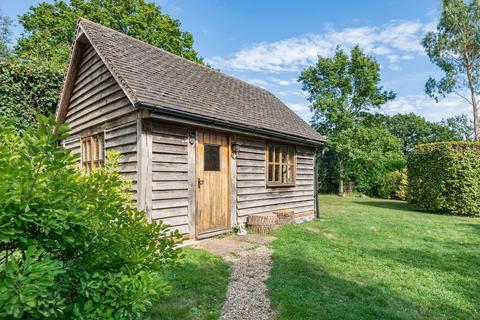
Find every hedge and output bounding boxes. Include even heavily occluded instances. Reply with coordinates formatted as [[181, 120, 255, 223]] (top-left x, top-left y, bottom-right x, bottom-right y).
[[408, 141, 480, 216]]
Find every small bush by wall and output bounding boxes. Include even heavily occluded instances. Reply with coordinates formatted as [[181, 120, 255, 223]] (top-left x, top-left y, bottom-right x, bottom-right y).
[[408, 141, 480, 216], [378, 169, 408, 200]]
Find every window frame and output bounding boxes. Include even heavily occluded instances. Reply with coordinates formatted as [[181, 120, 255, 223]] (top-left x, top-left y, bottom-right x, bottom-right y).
[[81, 133, 105, 173], [265, 143, 296, 187]]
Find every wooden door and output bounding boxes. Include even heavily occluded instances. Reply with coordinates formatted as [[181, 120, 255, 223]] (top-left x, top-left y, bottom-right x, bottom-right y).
[[196, 131, 230, 236]]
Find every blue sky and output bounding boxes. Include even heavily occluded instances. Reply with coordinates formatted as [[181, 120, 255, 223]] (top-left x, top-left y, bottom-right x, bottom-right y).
[[0, 0, 471, 123]]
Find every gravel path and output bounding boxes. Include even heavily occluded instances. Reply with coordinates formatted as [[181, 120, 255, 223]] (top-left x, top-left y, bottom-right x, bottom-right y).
[[221, 245, 277, 320]]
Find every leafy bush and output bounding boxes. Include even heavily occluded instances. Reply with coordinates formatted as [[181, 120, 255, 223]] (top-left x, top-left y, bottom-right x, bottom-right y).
[[378, 169, 408, 200], [0, 116, 182, 319], [408, 141, 480, 215], [0, 58, 62, 132]]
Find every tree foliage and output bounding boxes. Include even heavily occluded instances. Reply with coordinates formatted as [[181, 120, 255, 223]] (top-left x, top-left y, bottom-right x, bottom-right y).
[[301, 46, 395, 135], [1, 0, 203, 132], [16, 0, 203, 71], [441, 114, 474, 140], [300, 46, 400, 195], [0, 58, 63, 132], [364, 113, 462, 153], [0, 116, 181, 319], [423, 0, 480, 140]]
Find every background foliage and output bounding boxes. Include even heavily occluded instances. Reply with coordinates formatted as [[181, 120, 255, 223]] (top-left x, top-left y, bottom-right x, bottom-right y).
[[408, 141, 480, 215], [0, 0, 202, 131], [0, 117, 181, 319], [0, 58, 63, 132], [377, 169, 408, 200], [16, 0, 203, 71]]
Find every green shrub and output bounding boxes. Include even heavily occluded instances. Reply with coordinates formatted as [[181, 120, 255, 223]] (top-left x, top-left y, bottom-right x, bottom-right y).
[[0, 58, 63, 132], [378, 169, 408, 200], [0, 116, 182, 319], [408, 141, 480, 215]]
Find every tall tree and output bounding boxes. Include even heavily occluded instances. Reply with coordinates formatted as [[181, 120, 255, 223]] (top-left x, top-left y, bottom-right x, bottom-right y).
[[300, 46, 398, 195], [423, 0, 480, 140], [16, 0, 202, 71]]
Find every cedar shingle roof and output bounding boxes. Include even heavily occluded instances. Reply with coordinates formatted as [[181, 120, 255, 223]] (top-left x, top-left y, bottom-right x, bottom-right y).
[[77, 19, 325, 144]]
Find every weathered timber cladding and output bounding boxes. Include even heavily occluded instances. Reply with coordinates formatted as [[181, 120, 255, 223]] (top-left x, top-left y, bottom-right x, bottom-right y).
[[150, 122, 190, 235], [64, 43, 135, 135], [235, 137, 315, 221], [62, 43, 138, 194], [105, 121, 138, 192]]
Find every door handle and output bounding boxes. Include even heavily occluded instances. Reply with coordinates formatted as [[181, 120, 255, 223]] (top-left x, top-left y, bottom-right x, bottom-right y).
[[198, 178, 204, 188]]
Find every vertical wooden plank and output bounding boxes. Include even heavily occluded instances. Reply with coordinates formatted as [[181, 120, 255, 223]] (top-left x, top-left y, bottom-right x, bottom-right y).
[[136, 111, 152, 218], [187, 130, 196, 238]]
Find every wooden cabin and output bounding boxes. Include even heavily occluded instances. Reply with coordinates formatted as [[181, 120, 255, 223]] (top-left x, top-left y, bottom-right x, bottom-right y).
[[56, 19, 325, 239]]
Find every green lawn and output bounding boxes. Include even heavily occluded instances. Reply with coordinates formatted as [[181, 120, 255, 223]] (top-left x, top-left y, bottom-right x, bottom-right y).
[[147, 248, 230, 320], [268, 195, 480, 320]]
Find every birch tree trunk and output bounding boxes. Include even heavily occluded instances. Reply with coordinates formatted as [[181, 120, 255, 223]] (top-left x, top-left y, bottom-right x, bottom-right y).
[[466, 64, 479, 141]]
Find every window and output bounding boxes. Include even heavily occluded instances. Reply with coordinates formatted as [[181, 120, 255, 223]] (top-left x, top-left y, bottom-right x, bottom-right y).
[[81, 133, 104, 173], [266, 144, 296, 186], [204, 144, 220, 171]]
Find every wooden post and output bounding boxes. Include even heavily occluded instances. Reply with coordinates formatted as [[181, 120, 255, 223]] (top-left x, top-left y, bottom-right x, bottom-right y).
[[187, 130, 197, 238], [137, 111, 152, 219]]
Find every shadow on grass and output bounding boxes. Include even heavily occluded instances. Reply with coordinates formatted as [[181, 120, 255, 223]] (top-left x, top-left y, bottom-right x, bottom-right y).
[[365, 245, 480, 313], [146, 249, 230, 320], [353, 200, 420, 213], [268, 252, 469, 320], [367, 246, 480, 283], [464, 223, 480, 236]]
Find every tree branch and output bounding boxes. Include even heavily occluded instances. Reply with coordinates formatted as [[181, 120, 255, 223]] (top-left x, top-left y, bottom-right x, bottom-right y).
[[452, 90, 473, 106]]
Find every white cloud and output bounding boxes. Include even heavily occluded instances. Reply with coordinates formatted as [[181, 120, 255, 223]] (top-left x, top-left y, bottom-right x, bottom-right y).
[[382, 94, 471, 122], [276, 89, 308, 98], [386, 54, 414, 63], [207, 20, 432, 73], [269, 77, 298, 86]]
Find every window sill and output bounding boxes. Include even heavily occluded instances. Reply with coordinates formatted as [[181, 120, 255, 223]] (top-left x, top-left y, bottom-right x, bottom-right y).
[[266, 183, 296, 188]]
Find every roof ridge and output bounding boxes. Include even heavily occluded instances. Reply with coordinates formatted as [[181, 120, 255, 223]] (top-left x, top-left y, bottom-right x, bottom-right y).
[[77, 18, 275, 98]]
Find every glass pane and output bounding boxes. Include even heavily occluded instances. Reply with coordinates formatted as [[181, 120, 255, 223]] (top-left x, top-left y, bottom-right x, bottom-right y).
[[274, 146, 280, 162], [274, 164, 280, 182], [94, 138, 98, 161], [282, 165, 287, 183], [86, 140, 91, 161], [204, 144, 220, 171], [268, 164, 274, 181], [99, 138, 104, 160], [288, 147, 294, 165], [287, 165, 293, 182], [82, 141, 86, 163], [281, 146, 287, 163], [268, 146, 274, 162]]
